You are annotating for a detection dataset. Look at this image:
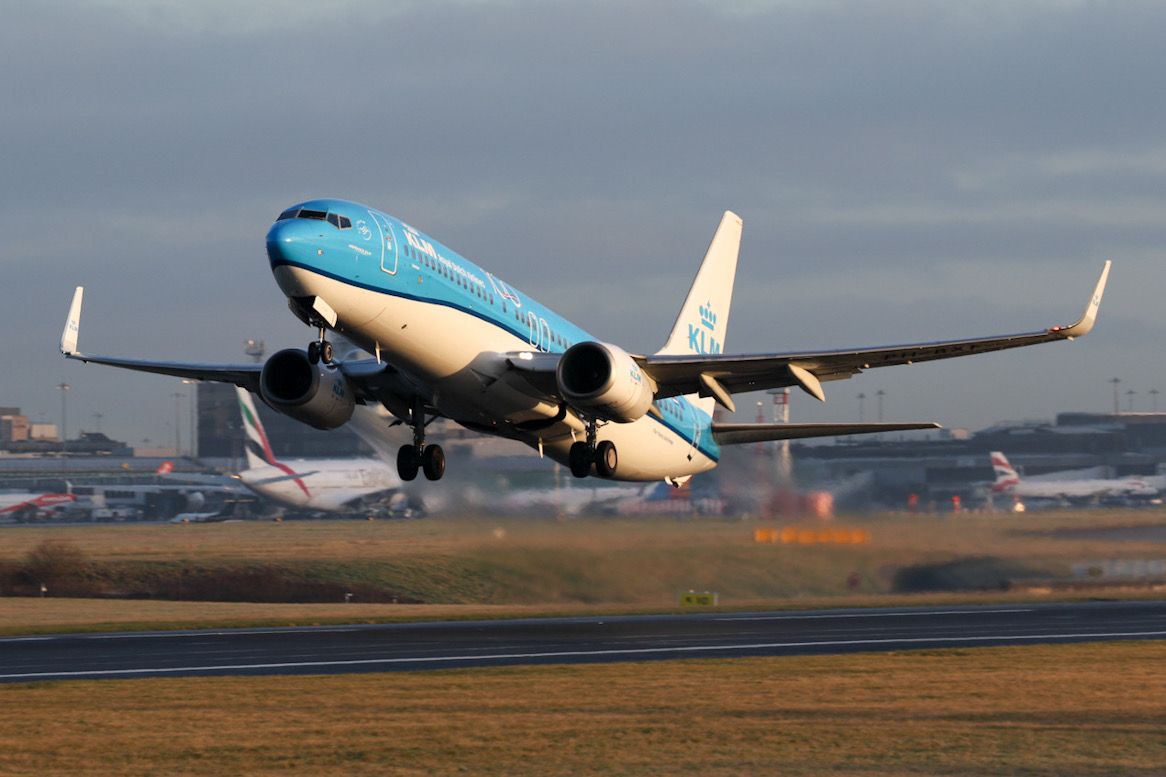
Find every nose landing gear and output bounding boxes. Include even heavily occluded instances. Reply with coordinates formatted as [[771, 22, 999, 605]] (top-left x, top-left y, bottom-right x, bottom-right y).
[[306, 326, 333, 365]]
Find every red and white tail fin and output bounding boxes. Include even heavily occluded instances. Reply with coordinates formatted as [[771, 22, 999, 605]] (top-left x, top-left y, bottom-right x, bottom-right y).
[[155, 461, 174, 475], [989, 451, 1021, 492], [236, 387, 280, 471]]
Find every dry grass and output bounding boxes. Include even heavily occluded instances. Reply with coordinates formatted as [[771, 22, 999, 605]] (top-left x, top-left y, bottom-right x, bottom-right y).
[[1, 510, 1164, 634], [4, 509, 1163, 565], [0, 642, 1162, 776]]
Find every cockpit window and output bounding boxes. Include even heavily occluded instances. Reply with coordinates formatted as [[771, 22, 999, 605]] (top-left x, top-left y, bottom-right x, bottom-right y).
[[278, 208, 351, 229]]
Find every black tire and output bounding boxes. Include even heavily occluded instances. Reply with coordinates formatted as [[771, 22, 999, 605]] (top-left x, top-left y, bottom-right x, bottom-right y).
[[320, 340, 334, 364], [422, 444, 446, 481], [594, 440, 618, 478], [396, 445, 420, 481], [568, 441, 592, 478], [307, 341, 320, 364]]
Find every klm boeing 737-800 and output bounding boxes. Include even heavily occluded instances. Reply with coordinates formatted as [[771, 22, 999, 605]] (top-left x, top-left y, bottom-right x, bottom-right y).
[[60, 199, 1111, 484]]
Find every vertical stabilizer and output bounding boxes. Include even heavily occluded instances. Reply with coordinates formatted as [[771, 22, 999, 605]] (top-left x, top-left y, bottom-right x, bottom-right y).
[[237, 387, 279, 470], [656, 211, 743, 415], [990, 451, 1020, 492]]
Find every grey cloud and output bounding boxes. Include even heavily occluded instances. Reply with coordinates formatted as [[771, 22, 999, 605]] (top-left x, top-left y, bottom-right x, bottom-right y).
[[4, 0, 1165, 441]]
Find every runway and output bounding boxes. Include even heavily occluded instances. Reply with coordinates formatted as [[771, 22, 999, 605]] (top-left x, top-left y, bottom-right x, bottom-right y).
[[2, 600, 1164, 683]]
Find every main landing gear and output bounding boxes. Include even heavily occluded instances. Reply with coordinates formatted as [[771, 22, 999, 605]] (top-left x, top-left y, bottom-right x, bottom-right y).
[[568, 418, 617, 479], [397, 397, 445, 482], [306, 326, 333, 365]]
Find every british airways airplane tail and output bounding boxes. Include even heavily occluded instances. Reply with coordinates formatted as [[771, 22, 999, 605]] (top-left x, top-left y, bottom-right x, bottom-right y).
[[990, 451, 1021, 492], [656, 211, 743, 416]]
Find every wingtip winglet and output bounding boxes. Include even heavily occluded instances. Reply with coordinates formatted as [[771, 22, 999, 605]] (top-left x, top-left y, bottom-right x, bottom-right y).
[[1058, 260, 1111, 339], [60, 286, 83, 356]]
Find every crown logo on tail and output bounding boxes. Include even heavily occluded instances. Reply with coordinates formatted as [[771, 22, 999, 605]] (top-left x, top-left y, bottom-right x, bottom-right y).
[[699, 302, 717, 330]]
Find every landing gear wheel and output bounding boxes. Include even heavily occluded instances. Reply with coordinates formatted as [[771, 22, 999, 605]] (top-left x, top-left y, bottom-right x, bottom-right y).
[[594, 440, 618, 478], [421, 444, 445, 481], [307, 341, 321, 364], [569, 441, 592, 479], [396, 445, 421, 481], [320, 340, 333, 364]]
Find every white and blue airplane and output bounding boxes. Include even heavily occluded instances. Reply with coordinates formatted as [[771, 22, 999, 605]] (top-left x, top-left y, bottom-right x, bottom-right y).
[[60, 200, 1111, 485]]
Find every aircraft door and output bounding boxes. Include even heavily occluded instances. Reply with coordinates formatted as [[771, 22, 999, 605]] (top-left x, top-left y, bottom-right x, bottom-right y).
[[371, 211, 399, 275]]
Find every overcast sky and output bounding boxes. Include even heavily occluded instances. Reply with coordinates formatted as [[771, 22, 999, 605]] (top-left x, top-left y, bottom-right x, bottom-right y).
[[4, 0, 1165, 448]]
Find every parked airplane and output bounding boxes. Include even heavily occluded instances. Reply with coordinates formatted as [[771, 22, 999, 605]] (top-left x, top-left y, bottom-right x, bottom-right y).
[[233, 387, 401, 512], [990, 451, 1159, 502], [60, 200, 1110, 485], [0, 491, 75, 521]]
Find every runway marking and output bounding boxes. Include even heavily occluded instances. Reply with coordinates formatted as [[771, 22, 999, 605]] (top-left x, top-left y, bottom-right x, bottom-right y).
[[717, 608, 1033, 622], [3, 629, 1164, 681], [85, 627, 363, 640]]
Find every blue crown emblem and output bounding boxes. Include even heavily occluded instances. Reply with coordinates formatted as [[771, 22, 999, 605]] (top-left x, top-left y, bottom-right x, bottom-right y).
[[698, 302, 717, 330]]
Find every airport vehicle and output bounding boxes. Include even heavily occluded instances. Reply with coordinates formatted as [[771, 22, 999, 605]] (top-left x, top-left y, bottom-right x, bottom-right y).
[[60, 200, 1110, 484], [990, 451, 1159, 502], [233, 387, 401, 512]]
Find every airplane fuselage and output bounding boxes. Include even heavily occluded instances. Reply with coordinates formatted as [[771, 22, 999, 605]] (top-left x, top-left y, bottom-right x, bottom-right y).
[[238, 456, 400, 511], [266, 199, 719, 482]]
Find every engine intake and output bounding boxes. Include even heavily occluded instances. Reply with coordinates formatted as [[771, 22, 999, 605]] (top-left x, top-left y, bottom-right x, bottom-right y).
[[556, 341, 653, 423], [259, 348, 355, 430]]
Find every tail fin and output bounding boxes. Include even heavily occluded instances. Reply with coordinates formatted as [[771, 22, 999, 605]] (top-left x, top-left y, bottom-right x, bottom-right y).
[[990, 451, 1020, 492], [236, 387, 279, 470], [656, 211, 743, 415]]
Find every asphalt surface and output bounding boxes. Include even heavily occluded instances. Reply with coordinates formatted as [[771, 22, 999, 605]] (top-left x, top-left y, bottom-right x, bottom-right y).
[[2, 600, 1164, 683]]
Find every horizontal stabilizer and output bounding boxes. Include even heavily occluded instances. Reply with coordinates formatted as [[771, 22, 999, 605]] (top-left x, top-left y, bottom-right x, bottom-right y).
[[712, 421, 939, 445]]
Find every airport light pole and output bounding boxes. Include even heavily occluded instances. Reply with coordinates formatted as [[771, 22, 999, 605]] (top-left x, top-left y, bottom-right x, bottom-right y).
[[171, 391, 184, 457], [1110, 377, 1121, 415], [875, 390, 885, 423], [182, 379, 197, 458], [1151, 388, 1160, 413], [857, 392, 866, 423], [56, 382, 69, 458], [1126, 389, 1137, 412]]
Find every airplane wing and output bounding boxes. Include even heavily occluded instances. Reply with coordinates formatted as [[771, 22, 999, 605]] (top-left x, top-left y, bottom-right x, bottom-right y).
[[640, 261, 1111, 407], [60, 287, 264, 390], [59, 287, 403, 402], [711, 421, 940, 445]]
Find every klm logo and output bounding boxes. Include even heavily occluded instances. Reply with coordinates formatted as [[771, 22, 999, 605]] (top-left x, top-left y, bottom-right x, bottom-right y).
[[699, 303, 717, 330], [687, 301, 721, 354]]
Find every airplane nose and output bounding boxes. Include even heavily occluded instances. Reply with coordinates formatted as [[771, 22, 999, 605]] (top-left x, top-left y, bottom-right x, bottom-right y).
[[266, 218, 321, 268]]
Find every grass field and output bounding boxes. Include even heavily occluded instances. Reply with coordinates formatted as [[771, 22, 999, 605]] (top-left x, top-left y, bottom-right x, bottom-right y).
[[1, 510, 1164, 634], [2, 513, 1163, 775], [1, 642, 1162, 776]]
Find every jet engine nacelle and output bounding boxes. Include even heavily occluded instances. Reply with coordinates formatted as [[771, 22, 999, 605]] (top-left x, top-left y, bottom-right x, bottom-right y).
[[259, 348, 356, 430], [556, 341, 653, 423]]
